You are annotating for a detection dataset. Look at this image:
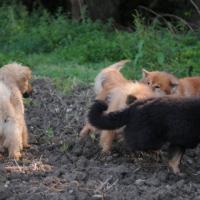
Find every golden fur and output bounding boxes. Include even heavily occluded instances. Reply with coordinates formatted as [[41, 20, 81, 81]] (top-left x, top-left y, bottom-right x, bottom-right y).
[[80, 61, 155, 153], [0, 63, 32, 159], [141, 69, 200, 97], [80, 60, 130, 139], [99, 82, 155, 153]]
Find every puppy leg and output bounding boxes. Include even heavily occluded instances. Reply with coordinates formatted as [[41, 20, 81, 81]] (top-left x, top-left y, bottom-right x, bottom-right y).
[[100, 130, 116, 154], [80, 122, 96, 139], [0, 138, 5, 153], [80, 88, 109, 139], [3, 122, 23, 160], [168, 145, 185, 175], [22, 122, 30, 148]]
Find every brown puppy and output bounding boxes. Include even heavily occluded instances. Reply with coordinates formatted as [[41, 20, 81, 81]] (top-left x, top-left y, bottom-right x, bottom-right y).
[[141, 69, 200, 97], [80, 61, 155, 153], [0, 63, 32, 159]]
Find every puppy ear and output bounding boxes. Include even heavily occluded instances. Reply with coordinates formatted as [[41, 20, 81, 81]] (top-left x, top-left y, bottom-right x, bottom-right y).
[[126, 95, 137, 105], [142, 69, 149, 78], [20, 66, 32, 81]]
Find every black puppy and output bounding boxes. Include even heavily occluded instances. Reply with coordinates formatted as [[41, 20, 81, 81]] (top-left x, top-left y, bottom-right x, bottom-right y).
[[88, 96, 200, 174]]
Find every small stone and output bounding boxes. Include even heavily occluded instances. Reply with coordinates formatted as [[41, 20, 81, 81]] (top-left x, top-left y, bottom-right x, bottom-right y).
[[135, 179, 145, 186], [176, 179, 185, 188], [146, 177, 160, 187], [69, 189, 74, 194]]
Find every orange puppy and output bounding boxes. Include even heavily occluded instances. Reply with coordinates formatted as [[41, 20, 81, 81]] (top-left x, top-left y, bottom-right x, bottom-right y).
[[141, 69, 200, 97], [99, 82, 154, 153]]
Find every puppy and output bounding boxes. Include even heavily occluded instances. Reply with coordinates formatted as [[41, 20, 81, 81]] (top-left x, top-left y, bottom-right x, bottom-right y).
[[0, 63, 32, 159], [88, 97, 200, 174], [80, 60, 154, 152], [80, 60, 130, 139], [80, 60, 155, 153], [141, 69, 200, 97], [98, 82, 154, 153]]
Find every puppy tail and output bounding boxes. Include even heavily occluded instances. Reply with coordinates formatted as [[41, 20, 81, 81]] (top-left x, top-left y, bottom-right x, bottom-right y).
[[94, 60, 130, 94], [108, 59, 130, 71], [88, 100, 130, 130]]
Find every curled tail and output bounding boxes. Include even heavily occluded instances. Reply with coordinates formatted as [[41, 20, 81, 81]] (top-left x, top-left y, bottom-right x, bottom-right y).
[[94, 60, 130, 94], [88, 100, 130, 130], [108, 59, 130, 71]]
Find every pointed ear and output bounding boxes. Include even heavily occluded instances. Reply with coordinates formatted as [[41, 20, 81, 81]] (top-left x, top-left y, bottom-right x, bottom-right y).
[[142, 69, 150, 78]]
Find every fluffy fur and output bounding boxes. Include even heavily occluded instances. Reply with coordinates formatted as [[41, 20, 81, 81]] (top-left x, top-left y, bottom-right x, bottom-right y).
[[80, 60, 130, 140], [0, 63, 32, 159], [98, 82, 155, 153], [141, 69, 200, 97], [88, 97, 200, 174], [80, 61, 155, 153]]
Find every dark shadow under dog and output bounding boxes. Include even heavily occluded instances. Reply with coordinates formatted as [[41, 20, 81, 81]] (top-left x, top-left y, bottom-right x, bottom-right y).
[[88, 96, 200, 175]]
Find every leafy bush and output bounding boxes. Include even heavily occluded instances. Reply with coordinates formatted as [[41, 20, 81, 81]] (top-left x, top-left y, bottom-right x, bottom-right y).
[[0, 4, 200, 90]]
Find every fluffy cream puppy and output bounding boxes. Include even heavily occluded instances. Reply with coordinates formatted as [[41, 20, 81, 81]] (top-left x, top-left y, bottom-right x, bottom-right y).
[[0, 63, 32, 159]]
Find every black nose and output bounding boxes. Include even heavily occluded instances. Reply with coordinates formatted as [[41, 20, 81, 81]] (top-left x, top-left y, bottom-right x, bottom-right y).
[[23, 91, 32, 98]]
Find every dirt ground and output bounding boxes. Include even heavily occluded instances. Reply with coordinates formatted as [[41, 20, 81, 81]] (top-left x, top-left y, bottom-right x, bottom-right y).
[[1, 78, 200, 200]]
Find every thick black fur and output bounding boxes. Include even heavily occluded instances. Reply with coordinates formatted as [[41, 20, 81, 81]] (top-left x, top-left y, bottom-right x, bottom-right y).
[[88, 96, 200, 155]]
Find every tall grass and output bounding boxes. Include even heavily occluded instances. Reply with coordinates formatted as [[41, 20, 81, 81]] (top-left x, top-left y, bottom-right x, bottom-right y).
[[1, 4, 200, 91]]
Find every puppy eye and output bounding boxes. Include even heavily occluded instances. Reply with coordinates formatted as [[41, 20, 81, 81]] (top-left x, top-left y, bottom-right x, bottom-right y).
[[147, 81, 151, 85], [154, 85, 160, 89]]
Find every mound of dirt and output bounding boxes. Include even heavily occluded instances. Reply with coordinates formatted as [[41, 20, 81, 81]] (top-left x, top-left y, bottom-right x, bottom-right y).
[[1, 78, 200, 200]]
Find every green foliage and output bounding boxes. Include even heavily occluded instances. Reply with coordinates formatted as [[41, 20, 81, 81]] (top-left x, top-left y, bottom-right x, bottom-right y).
[[60, 142, 71, 153], [1, 4, 200, 91], [46, 127, 54, 138]]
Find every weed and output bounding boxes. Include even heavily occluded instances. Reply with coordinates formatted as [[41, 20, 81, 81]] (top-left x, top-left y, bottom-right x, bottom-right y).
[[60, 143, 71, 153], [46, 127, 54, 139]]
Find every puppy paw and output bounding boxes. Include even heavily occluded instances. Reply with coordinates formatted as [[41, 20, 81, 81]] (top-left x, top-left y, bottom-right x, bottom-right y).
[[99, 151, 113, 161], [101, 149, 111, 156], [9, 152, 22, 160], [0, 146, 5, 153], [0, 154, 4, 160], [23, 144, 31, 148], [79, 129, 90, 139]]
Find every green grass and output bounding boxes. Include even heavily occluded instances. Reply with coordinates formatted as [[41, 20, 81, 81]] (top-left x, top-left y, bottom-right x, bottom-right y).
[[1, 4, 200, 92]]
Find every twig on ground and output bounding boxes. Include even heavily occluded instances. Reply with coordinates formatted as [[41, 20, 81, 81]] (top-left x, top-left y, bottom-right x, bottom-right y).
[[190, 0, 200, 15], [95, 176, 113, 192], [161, 14, 193, 31], [139, 5, 193, 32], [14, 159, 22, 172], [139, 6, 175, 33]]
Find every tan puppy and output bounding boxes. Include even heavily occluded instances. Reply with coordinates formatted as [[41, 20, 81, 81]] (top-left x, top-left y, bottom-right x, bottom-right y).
[[80, 60, 130, 138], [99, 82, 154, 153], [141, 69, 200, 97], [0, 63, 32, 159], [80, 60, 155, 153]]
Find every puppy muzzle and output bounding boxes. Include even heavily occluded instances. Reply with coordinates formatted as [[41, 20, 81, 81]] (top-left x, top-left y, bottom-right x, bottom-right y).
[[23, 84, 33, 98]]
